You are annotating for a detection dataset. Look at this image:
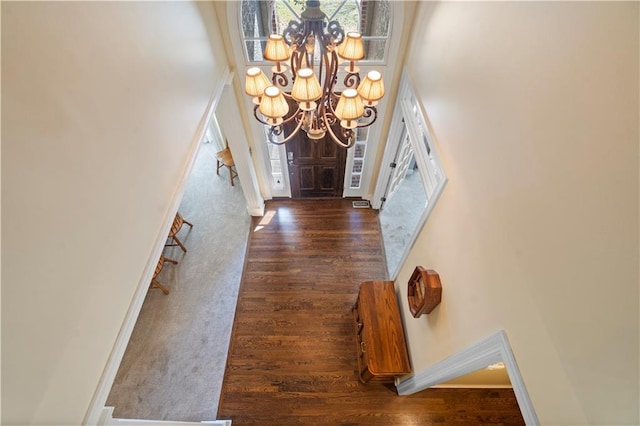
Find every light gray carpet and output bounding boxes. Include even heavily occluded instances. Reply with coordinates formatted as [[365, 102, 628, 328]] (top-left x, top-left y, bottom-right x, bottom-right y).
[[106, 142, 251, 421], [379, 170, 427, 277]]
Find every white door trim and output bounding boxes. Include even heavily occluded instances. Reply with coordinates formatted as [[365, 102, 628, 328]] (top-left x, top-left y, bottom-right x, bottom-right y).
[[218, 72, 265, 216], [373, 69, 448, 279], [396, 330, 540, 426], [383, 126, 414, 205], [372, 97, 406, 209]]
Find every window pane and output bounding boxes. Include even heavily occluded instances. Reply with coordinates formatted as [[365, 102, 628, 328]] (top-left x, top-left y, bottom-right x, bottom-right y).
[[363, 0, 390, 37], [242, 0, 270, 38], [268, 143, 280, 159], [274, 1, 300, 35], [324, 1, 360, 33], [245, 40, 266, 62], [350, 174, 361, 188], [241, 0, 390, 62], [421, 131, 431, 155], [363, 39, 386, 61], [356, 127, 368, 141], [270, 159, 282, 174], [352, 159, 363, 173]]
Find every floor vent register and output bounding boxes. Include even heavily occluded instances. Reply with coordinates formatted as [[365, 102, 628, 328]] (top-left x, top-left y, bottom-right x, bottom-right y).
[[352, 200, 370, 209]]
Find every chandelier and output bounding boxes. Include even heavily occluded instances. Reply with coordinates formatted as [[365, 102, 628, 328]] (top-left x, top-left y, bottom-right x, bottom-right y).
[[244, 0, 385, 148]]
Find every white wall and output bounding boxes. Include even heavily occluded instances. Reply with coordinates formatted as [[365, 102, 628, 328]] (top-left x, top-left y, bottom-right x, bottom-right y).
[[2, 2, 227, 424], [401, 2, 639, 425]]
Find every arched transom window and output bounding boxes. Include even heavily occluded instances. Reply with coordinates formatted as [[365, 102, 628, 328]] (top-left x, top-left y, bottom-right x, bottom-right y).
[[240, 0, 391, 63]]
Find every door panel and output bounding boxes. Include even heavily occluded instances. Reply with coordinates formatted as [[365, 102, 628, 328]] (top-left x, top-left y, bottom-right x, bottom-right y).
[[298, 138, 314, 159], [320, 139, 337, 159], [286, 125, 347, 198], [299, 166, 315, 190], [320, 167, 336, 190]]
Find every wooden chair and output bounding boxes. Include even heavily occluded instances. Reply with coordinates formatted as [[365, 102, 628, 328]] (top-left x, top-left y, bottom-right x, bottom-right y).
[[150, 255, 177, 295], [166, 212, 193, 252], [215, 147, 238, 186]]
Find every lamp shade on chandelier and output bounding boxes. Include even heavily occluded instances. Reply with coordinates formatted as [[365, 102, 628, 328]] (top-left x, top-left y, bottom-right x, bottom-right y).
[[259, 86, 289, 126], [334, 89, 364, 129], [244, 0, 385, 148], [291, 68, 322, 110]]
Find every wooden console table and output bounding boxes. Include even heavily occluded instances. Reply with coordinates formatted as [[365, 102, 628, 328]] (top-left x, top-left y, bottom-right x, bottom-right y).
[[352, 281, 411, 383]]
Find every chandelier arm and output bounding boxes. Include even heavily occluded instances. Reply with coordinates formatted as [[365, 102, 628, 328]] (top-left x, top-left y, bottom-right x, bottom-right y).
[[302, 23, 314, 68], [267, 115, 306, 145], [272, 72, 289, 88], [290, 51, 299, 79], [290, 53, 298, 78], [326, 20, 345, 45], [323, 98, 338, 127], [326, 92, 340, 117], [343, 71, 361, 89], [253, 104, 302, 128], [322, 109, 355, 148], [290, 32, 308, 81], [266, 127, 288, 146], [328, 50, 339, 94], [309, 111, 324, 133], [316, 51, 330, 116], [323, 51, 341, 118], [318, 47, 326, 86], [252, 105, 271, 126], [309, 49, 331, 126], [280, 107, 304, 126], [355, 107, 379, 128], [284, 18, 304, 78], [324, 122, 355, 148], [310, 21, 326, 68], [283, 19, 302, 45]]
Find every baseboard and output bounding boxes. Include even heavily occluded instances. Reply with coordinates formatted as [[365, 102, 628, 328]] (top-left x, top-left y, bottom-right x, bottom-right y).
[[247, 201, 265, 217], [100, 407, 231, 426], [431, 384, 513, 389]]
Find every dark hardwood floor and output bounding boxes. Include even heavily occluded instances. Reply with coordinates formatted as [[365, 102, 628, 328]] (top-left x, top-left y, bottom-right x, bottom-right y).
[[218, 199, 524, 425]]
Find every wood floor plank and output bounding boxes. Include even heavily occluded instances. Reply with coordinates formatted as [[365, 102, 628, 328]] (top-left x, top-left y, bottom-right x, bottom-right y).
[[218, 199, 524, 425]]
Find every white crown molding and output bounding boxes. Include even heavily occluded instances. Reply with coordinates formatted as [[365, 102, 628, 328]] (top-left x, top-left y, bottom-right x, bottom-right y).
[[396, 330, 540, 426]]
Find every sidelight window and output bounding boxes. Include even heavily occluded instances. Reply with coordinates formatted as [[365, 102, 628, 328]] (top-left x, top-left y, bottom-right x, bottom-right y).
[[349, 127, 369, 189]]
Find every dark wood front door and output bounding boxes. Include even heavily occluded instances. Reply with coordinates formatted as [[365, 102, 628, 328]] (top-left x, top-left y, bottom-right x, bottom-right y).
[[286, 130, 347, 198]]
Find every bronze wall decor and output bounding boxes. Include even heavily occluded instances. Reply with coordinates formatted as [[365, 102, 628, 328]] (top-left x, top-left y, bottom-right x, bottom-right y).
[[407, 266, 442, 317]]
